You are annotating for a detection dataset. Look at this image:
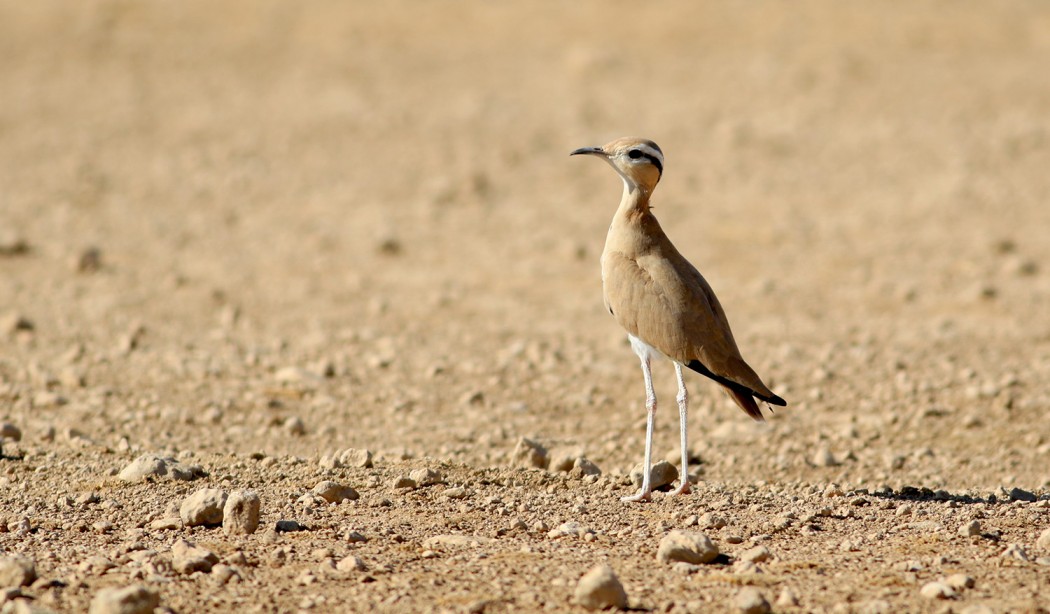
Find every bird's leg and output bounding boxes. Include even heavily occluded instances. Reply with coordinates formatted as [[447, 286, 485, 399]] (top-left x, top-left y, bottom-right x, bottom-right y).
[[671, 362, 692, 496], [622, 352, 656, 503]]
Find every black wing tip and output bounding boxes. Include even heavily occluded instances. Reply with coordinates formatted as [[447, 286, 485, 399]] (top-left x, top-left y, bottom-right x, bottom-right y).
[[685, 360, 787, 407], [765, 393, 787, 407]]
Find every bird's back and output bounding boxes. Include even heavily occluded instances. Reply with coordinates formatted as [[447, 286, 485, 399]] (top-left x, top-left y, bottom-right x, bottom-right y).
[[602, 210, 779, 403]]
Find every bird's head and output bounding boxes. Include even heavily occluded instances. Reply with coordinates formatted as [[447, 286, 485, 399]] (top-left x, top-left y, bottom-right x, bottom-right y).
[[570, 137, 664, 194]]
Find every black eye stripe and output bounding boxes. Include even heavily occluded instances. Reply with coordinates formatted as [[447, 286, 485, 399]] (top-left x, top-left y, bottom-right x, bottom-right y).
[[642, 152, 663, 174], [626, 149, 663, 174]]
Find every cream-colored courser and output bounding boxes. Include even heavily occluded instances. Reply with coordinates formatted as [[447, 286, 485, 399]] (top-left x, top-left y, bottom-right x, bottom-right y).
[[571, 137, 786, 502]]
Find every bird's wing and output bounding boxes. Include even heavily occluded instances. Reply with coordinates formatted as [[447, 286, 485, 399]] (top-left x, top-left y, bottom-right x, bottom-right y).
[[602, 248, 779, 402]]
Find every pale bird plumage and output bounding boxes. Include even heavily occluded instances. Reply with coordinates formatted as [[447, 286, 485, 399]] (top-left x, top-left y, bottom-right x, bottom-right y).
[[571, 136, 786, 502]]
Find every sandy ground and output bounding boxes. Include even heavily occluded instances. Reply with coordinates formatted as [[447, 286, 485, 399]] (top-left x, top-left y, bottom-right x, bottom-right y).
[[2, 1, 1050, 612]]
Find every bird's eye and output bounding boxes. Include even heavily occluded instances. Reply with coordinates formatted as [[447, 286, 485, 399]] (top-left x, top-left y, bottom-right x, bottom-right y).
[[627, 150, 643, 159]]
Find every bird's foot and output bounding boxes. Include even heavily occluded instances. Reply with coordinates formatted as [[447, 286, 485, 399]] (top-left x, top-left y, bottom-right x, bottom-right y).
[[620, 489, 652, 503], [671, 481, 692, 496]]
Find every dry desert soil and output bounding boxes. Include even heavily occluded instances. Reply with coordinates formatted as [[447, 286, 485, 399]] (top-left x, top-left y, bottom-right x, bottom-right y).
[[2, 2, 1050, 613]]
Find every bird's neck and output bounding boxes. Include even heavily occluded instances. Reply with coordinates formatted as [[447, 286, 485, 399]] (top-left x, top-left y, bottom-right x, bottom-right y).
[[616, 181, 653, 222]]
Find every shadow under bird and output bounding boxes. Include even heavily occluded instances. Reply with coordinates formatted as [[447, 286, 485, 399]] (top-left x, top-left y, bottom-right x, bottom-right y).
[[571, 137, 787, 502]]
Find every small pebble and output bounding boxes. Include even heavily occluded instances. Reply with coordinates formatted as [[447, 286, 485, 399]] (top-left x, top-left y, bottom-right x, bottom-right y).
[[171, 539, 219, 574], [319, 448, 374, 469], [276, 520, 308, 533], [312, 481, 359, 503], [812, 447, 839, 467], [408, 468, 442, 486], [223, 490, 261, 535], [0, 424, 21, 442], [180, 488, 228, 527], [739, 545, 771, 563], [0, 556, 36, 587], [735, 587, 771, 614], [118, 454, 203, 482], [630, 460, 678, 490], [88, 585, 159, 614], [336, 555, 366, 572], [919, 581, 956, 599], [775, 588, 799, 608], [958, 520, 982, 537], [945, 574, 975, 590], [699, 512, 727, 529], [657, 531, 719, 565], [574, 564, 627, 611], [1037, 527, 1050, 550], [511, 437, 549, 469]]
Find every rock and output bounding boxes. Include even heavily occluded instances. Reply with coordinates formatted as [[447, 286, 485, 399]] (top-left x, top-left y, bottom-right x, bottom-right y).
[[699, 512, 727, 529], [945, 574, 975, 590], [572, 458, 602, 477], [319, 448, 373, 469], [312, 481, 359, 503], [211, 564, 239, 584], [775, 588, 799, 608], [171, 539, 219, 574], [735, 587, 771, 614], [812, 447, 839, 467], [739, 546, 771, 563], [283, 416, 306, 435], [74, 247, 103, 273], [1001, 543, 1029, 562], [1, 313, 34, 336], [0, 556, 36, 587], [0, 233, 29, 257], [630, 460, 678, 490], [958, 519, 982, 537], [390, 476, 416, 489], [336, 555, 366, 572], [1037, 527, 1050, 550], [423, 535, 492, 548], [854, 600, 892, 614], [919, 581, 956, 599], [275, 520, 308, 533], [0, 424, 21, 442], [511, 437, 549, 469], [88, 585, 160, 614], [657, 531, 719, 565], [408, 468, 442, 486], [959, 606, 995, 614], [1005, 487, 1037, 502], [148, 517, 181, 531], [179, 488, 228, 527], [549, 450, 578, 472], [547, 521, 592, 539], [223, 490, 260, 535], [118, 454, 203, 482], [574, 564, 627, 611]]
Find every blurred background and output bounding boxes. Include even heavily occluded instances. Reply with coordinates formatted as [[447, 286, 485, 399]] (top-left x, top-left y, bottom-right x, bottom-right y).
[[2, 1, 1049, 489]]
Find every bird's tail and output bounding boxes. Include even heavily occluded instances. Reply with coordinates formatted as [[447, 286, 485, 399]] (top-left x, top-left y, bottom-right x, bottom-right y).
[[723, 385, 767, 422]]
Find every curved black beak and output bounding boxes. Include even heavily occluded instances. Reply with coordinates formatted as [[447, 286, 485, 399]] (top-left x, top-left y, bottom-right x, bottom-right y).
[[570, 146, 605, 157]]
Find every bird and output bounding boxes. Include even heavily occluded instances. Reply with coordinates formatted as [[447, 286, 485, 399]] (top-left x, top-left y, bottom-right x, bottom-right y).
[[571, 137, 786, 502]]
